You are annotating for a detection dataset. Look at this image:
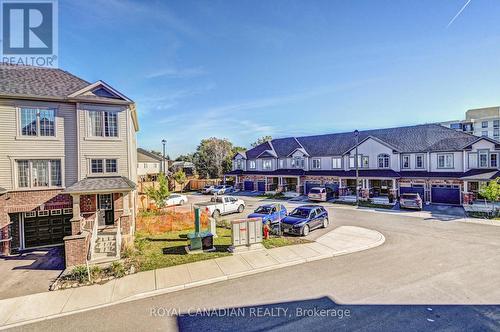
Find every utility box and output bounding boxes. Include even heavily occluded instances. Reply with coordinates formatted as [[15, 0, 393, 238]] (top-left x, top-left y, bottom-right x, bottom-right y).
[[229, 218, 263, 253]]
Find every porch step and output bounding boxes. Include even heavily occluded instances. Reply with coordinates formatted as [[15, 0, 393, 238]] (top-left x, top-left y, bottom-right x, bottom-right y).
[[93, 234, 117, 255]]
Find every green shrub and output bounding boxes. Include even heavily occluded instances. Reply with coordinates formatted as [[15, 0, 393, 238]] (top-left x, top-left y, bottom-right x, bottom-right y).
[[90, 265, 103, 280], [71, 265, 89, 283], [111, 261, 126, 278]]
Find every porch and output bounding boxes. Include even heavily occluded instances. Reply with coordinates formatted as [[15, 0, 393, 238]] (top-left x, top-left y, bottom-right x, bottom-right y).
[[339, 178, 397, 200]]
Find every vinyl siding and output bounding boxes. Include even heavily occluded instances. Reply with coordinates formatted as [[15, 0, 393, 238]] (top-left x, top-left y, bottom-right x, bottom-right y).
[[0, 99, 78, 190]]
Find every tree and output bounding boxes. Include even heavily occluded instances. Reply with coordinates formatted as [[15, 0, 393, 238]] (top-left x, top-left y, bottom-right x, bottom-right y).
[[193, 137, 234, 179], [145, 173, 170, 209], [172, 170, 187, 192], [176, 153, 195, 162], [479, 180, 500, 203], [251, 135, 272, 148]]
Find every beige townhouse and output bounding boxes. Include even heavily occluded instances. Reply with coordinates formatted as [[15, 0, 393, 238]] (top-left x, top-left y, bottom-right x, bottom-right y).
[[0, 64, 139, 267]]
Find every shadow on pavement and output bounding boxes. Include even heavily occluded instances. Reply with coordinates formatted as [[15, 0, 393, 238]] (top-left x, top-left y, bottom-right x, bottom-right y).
[[177, 297, 500, 332], [3, 247, 64, 271]]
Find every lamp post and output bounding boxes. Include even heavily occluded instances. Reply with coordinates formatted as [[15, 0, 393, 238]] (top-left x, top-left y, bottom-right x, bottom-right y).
[[161, 139, 167, 174], [354, 130, 359, 206]]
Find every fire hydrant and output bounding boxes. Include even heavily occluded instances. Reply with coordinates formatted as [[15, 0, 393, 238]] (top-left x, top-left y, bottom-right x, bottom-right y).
[[263, 223, 270, 240]]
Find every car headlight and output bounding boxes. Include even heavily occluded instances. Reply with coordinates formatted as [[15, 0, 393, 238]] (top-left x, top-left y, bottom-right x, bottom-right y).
[[293, 222, 305, 228]]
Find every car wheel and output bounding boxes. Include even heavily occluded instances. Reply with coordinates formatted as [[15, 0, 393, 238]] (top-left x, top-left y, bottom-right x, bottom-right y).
[[212, 210, 221, 219], [179, 200, 185, 206], [322, 218, 329, 228], [302, 225, 310, 236], [237, 205, 244, 213]]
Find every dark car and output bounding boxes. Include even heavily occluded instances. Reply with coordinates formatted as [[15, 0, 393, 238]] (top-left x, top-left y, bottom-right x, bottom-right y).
[[281, 205, 329, 236], [400, 193, 423, 210]]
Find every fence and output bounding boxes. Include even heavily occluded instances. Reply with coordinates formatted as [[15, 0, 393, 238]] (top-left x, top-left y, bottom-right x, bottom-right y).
[[136, 210, 210, 234], [188, 179, 221, 191]]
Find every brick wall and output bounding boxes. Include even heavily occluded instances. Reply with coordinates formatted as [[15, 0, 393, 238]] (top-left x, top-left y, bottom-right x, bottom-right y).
[[0, 224, 10, 256], [64, 232, 89, 267]]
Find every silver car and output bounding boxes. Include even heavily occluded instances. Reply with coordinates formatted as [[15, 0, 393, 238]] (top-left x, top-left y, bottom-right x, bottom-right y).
[[400, 193, 423, 210]]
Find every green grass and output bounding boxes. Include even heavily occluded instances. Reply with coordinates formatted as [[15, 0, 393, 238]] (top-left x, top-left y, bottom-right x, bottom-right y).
[[262, 236, 311, 249], [131, 227, 232, 272]]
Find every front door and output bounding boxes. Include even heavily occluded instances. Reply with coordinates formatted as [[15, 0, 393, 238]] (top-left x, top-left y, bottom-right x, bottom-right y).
[[98, 194, 114, 226]]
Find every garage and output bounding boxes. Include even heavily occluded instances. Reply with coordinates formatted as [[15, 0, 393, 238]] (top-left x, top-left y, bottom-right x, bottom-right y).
[[305, 182, 321, 195], [243, 181, 254, 191], [400, 186, 425, 199], [431, 185, 461, 205], [257, 181, 266, 192], [23, 210, 72, 249]]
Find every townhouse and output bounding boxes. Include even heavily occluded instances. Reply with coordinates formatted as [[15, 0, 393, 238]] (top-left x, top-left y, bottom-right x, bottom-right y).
[[227, 124, 500, 205], [0, 64, 139, 267]]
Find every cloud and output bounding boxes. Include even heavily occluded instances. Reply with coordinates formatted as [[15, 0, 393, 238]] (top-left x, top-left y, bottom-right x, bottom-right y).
[[145, 66, 207, 79]]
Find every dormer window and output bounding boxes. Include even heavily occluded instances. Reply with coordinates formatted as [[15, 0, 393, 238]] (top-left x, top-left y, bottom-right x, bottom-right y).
[[291, 157, 305, 168], [378, 154, 390, 168], [263, 160, 272, 170], [249, 160, 256, 169], [235, 159, 243, 170], [478, 150, 489, 168]]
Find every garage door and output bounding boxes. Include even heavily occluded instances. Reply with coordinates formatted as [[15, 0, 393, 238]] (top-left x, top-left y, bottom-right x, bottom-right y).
[[23, 212, 72, 248], [305, 182, 321, 194], [257, 181, 266, 192], [431, 185, 461, 205], [400, 186, 425, 199], [243, 181, 254, 191]]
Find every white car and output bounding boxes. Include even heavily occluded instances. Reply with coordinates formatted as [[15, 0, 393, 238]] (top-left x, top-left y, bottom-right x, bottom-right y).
[[201, 185, 215, 194], [165, 194, 188, 206], [210, 185, 233, 195], [196, 196, 245, 218]]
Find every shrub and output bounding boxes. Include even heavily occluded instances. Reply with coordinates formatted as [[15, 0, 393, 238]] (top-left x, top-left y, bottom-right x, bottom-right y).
[[121, 242, 135, 258], [71, 265, 89, 283], [111, 261, 126, 278], [90, 265, 103, 280]]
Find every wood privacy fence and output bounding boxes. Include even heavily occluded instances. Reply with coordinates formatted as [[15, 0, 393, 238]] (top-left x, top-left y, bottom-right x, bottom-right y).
[[188, 179, 221, 190], [136, 210, 210, 234]]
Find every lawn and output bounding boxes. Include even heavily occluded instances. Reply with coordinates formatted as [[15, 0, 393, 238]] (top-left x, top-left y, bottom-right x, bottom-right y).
[[129, 226, 311, 272]]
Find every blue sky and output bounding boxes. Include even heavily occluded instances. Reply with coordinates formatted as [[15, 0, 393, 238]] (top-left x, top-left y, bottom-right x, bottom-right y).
[[59, 0, 500, 157]]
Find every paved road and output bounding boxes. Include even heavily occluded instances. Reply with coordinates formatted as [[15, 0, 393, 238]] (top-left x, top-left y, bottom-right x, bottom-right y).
[[11, 202, 500, 331]]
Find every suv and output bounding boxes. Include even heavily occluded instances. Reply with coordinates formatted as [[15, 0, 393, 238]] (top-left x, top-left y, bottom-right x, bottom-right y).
[[400, 193, 423, 210]]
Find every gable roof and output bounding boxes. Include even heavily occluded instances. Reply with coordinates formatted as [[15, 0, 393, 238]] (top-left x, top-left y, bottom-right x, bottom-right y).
[[461, 136, 500, 150], [137, 148, 165, 162], [344, 135, 401, 155], [256, 150, 278, 158], [241, 124, 478, 159]]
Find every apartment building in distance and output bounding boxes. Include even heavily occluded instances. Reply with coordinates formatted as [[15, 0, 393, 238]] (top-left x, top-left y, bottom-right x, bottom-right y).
[[441, 106, 500, 140]]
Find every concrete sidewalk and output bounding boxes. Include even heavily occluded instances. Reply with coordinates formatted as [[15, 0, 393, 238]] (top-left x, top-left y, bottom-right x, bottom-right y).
[[0, 226, 384, 330]]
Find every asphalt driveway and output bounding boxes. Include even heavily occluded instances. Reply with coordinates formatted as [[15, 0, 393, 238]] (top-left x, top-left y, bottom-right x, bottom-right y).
[[0, 247, 64, 300]]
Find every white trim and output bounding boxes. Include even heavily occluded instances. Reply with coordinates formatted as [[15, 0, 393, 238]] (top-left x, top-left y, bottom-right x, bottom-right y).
[[15, 105, 59, 140], [68, 80, 133, 102]]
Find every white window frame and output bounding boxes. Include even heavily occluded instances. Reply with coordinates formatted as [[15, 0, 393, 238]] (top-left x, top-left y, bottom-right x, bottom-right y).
[[401, 155, 410, 169], [85, 105, 121, 140], [249, 160, 256, 169], [17, 106, 57, 139], [332, 157, 342, 169], [437, 153, 454, 169], [478, 150, 489, 168], [89, 158, 118, 175], [235, 159, 243, 170], [15, 159, 63, 189], [482, 131, 488, 137], [63, 208, 73, 215], [279, 159, 285, 169], [291, 157, 305, 169], [494, 120, 500, 129], [37, 210, 49, 217], [24, 211, 36, 218], [377, 154, 390, 169], [468, 152, 478, 169], [482, 121, 488, 128], [262, 159, 272, 170], [50, 209, 62, 216], [415, 154, 425, 169], [312, 158, 321, 169], [490, 153, 498, 168]]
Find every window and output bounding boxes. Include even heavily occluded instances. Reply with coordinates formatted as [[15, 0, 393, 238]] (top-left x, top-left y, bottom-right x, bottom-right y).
[[494, 129, 500, 139], [349, 155, 362, 169], [279, 159, 285, 169], [416, 154, 424, 169], [89, 110, 118, 137], [235, 159, 242, 169], [291, 157, 305, 168], [51, 209, 62, 216], [361, 156, 369, 168], [249, 160, 256, 169], [494, 120, 500, 128], [332, 157, 342, 169], [24, 211, 36, 218], [468, 153, 478, 168], [312, 158, 321, 169], [17, 160, 62, 188], [91, 159, 103, 173], [450, 123, 462, 130], [482, 121, 488, 128], [490, 153, 498, 168], [482, 131, 488, 137], [20, 108, 55, 137], [63, 208, 73, 215], [378, 154, 390, 168], [38, 210, 49, 217], [437, 154, 453, 168], [106, 159, 117, 173], [402, 155, 410, 169], [91, 159, 117, 173], [262, 160, 272, 170], [479, 150, 489, 168]]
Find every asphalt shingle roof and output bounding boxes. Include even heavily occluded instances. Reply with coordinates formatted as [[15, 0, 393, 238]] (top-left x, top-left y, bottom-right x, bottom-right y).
[[0, 64, 90, 98], [245, 124, 478, 158], [64, 176, 136, 194]]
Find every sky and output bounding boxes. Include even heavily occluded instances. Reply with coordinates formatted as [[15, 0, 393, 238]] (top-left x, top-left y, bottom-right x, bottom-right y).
[[58, 0, 500, 157]]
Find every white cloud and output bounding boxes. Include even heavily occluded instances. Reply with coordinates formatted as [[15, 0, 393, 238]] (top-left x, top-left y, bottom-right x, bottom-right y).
[[145, 66, 207, 79]]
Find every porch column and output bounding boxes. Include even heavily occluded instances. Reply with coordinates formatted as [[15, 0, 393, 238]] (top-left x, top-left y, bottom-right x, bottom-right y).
[[392, 179, 396, 190], [123, 192, 131, 216], [70, 194, 82, 235], [296, 176, 301, 194], [463, 181, 468, 192]]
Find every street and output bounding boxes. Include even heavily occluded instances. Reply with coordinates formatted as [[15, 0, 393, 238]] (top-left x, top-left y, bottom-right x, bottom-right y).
[[10, 198, 500, 331]]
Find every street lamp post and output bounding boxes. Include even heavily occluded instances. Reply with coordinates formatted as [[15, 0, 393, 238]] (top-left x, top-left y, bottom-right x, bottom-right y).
[[161, 139, 167, 174], [354, 130, 359, 206]]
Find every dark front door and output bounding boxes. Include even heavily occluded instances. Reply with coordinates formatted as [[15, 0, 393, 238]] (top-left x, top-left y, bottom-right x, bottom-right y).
[[98, 194, 114, 226]]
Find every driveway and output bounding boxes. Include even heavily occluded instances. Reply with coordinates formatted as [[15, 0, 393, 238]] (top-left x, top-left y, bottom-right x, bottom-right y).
[[0, 247, 64, 300], [423, 204, 466, 218]]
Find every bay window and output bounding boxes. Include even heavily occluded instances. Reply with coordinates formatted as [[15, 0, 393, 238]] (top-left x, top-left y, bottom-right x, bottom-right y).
[[17, 159, 61, 188], [19, 108, 55, 137]]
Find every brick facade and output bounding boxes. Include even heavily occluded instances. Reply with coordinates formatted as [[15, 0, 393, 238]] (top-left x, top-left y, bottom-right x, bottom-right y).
[[64, 232, 89, 267]]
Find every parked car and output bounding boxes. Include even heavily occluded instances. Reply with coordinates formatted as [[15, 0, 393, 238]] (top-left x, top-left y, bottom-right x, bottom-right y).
[[281, 205, 329, 236], [201, 185, 215, 194], [247, 204, 287, 227], [196, 195, 245, 218], [211, 185, 233, 195], [165, 194, 188, 206], [308, 187, 327, 202], [399, 193, 423, 210]]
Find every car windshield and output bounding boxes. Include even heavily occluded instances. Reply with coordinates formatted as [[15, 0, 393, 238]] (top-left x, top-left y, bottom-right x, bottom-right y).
[[170, 194, 179, 198], [289, 208, 311, 218], [255, 206, 272, 214], [401, 194, 418, 199], [214, 186, 223, 189], [309, 188, 323, 194], [204, 186, 212, 189]]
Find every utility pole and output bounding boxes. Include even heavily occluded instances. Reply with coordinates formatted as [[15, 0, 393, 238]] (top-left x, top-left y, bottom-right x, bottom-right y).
[[161, 139, 167, 174], [354, 130, 359, 206]]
